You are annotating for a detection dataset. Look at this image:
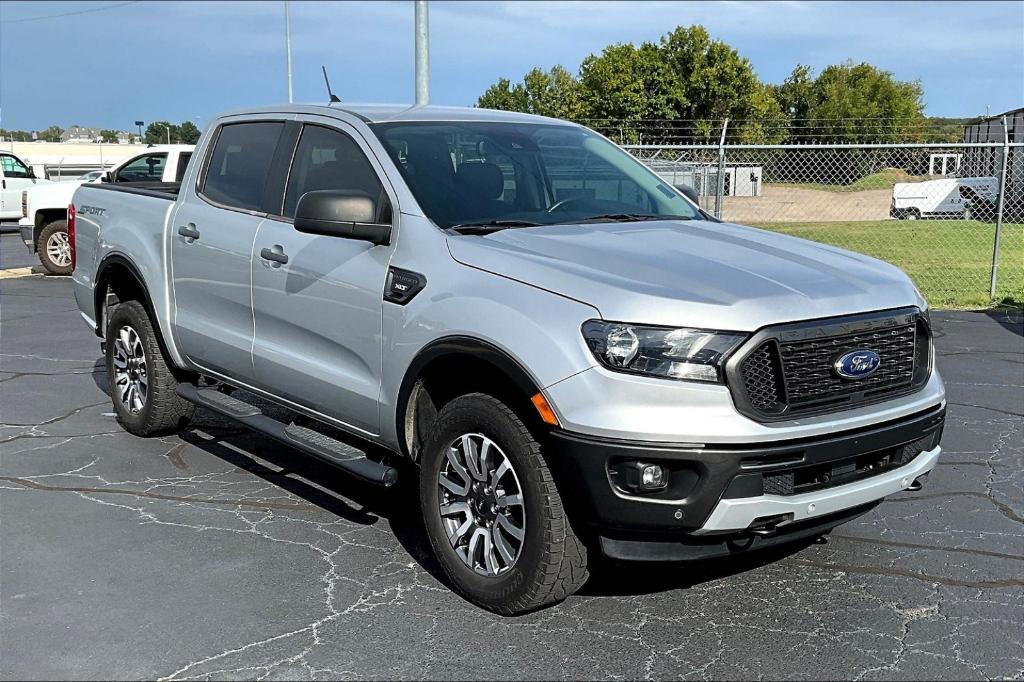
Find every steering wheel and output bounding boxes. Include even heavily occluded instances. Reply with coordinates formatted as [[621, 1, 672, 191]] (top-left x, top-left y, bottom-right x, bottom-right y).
[[546, 197, 588, 213]]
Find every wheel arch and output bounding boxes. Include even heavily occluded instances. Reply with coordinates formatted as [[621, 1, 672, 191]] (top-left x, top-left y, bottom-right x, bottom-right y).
[[395, 336, 547, 460]]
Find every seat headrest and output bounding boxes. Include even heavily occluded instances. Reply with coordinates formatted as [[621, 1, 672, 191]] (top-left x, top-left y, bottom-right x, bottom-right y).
[[456, 162, 504, 200]]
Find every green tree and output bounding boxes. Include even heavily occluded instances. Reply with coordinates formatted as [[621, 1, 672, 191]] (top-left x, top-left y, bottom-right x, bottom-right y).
[[798, 61, 925, 142], [100, 129, 119, 143], [478, 66, 583, 120], [144, 121, 177, 144], [579, 42, 685, 142], [39, 125, 64, 142], [177, 121, 201, 144]]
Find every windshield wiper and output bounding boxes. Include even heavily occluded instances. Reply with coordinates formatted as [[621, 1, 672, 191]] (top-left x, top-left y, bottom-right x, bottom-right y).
[[447, 220, 543, 234], [570, 213, 694, 224]]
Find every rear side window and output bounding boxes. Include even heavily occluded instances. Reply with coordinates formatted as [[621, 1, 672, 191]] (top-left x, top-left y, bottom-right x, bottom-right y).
[[282, 124, 385, 219], [115, 153, 166, 182], [175, 152, 193, 182], [201, 122, 283, 212]]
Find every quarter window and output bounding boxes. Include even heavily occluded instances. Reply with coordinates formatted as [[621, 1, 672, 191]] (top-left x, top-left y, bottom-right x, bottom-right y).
[[0, 154, 31, 178], [175, 152, 193, 182], [202, 122, 284, 212], [283, 125, 385, 219], [115, 153, 167, 182]]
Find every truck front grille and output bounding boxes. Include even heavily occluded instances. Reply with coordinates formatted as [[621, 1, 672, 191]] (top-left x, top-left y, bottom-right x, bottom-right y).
[[732, 309, 931, 422]]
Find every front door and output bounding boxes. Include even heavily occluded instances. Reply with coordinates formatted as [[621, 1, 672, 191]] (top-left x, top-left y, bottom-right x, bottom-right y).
[[170, 119, 285, 382], [250, 120, 395, 436], [0, 154, 38, 219]]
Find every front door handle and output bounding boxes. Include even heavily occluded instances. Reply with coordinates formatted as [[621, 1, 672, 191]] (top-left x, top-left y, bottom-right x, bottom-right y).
[[177, 224, 200, 240], [260, 246, 289, 265]]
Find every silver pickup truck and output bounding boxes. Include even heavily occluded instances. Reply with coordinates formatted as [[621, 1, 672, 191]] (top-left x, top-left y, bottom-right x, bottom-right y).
[[71, 104, 945, 614]]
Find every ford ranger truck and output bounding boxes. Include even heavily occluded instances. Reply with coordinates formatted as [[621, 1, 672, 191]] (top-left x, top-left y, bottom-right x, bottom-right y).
[[70, 105, 945, 615], [20, 145, 193, 274]]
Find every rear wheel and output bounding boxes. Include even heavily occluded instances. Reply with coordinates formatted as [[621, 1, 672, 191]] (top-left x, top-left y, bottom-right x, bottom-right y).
[[37, 221, 72, 275], [905, 208, 920, 221], [105, 300, 194, 436], [419, 393, 588, 614]]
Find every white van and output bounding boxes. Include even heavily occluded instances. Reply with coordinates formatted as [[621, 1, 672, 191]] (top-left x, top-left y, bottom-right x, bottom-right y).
[[891, 176, 998, 220], [0, 152, 50, 220]]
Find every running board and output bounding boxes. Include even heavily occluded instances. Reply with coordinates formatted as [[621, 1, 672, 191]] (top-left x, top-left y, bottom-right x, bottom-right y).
[[176, 384, 398, 487]]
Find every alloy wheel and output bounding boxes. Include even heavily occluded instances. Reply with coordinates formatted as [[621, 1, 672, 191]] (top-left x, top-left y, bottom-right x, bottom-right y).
[[112, 325, 148, 414], [437, 433, 526, 576], [46, 230, 71, 267]]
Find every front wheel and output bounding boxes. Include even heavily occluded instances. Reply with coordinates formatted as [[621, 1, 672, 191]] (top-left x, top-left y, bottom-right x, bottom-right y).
[[419, 393, 588, 614], [37, 221, 72, 275]]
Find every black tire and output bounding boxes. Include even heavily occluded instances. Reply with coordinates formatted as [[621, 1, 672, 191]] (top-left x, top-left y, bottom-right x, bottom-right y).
[[419, 393, 588, 615], [37, 220, 72, 275], [105, 300, 194, 436]]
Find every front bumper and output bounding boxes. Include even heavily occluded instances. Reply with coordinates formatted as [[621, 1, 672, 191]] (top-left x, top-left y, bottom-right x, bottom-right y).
[[547, 403, 944, 560]]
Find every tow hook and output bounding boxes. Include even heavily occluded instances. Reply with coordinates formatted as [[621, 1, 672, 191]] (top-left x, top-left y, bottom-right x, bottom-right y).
[[748, 513, 792, 537], [906, 478, 924, 491]]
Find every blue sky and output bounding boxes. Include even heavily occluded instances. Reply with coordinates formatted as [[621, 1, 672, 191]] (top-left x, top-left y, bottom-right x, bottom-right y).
[[1, 0, 1021, 131]]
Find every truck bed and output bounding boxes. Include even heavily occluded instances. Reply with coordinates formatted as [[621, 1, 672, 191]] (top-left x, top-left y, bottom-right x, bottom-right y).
[[80, 181, 181, 200]]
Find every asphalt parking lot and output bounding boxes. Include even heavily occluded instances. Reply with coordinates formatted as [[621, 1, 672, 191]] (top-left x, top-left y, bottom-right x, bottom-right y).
[[1, 229, 1022, 680]]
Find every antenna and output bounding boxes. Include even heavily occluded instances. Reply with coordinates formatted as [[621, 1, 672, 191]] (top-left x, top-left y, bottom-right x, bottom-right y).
[[322, 65, 341, 103]]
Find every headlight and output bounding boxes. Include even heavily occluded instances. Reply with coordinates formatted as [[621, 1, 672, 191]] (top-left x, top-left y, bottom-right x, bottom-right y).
[[582, 320, 746, 383]]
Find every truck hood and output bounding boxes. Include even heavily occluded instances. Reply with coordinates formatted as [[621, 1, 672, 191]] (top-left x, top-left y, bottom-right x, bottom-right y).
[[446, 219, 925, 331]]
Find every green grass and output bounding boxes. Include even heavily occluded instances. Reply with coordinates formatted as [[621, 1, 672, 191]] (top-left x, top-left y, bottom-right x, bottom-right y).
[[767, 168, 931, 193], [750, 219, 1024, 308]]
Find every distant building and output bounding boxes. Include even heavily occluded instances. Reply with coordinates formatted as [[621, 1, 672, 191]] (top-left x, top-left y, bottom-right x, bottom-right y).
[[60, 125, 135, 144], [961, 108, 1023, 205]]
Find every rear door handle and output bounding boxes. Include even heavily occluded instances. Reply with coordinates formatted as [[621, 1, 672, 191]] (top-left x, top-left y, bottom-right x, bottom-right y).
[[178, 224, 200, 240], [260, 246, 289, 265]]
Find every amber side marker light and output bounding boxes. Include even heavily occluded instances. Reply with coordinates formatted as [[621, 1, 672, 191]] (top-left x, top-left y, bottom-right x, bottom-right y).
[[531, 392, 560, 426]]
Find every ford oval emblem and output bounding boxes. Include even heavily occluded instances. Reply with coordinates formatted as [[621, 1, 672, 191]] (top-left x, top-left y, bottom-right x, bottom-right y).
[[834, 349, 881, 379]]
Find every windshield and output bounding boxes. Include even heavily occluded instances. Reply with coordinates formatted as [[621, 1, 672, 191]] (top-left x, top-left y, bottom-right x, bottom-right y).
[[370, 121, 700, 229]]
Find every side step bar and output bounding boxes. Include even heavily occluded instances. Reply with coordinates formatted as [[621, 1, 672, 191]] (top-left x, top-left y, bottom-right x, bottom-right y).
[[176, 384, 398, 487]]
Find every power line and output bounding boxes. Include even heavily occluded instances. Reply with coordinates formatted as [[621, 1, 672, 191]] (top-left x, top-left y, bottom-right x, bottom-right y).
[[0, 1, 141, 25]]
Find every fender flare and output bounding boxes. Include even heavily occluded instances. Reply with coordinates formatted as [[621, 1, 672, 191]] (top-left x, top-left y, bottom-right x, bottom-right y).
[[93, 254, 166, 347], [394, 336, 544, 455]]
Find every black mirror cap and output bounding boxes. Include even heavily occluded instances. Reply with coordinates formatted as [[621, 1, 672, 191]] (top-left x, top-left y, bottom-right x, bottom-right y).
[[293, 190, 392, 245], [676, 183, 700, 205]]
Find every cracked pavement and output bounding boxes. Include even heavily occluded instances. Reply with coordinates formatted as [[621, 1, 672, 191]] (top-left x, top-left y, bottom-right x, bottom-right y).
[[1, 233, 1022, 680]]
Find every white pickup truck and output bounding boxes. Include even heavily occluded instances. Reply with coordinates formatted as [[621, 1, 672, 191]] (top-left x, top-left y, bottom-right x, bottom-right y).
[[890, 176, 998, 221], [19, 145, 193, 274]]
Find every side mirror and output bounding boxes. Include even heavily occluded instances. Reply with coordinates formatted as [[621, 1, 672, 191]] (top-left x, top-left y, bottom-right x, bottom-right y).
[[102, 172, 113, 183], [27, 167, 36, 179], [293, 190, 391, 245], [676, 183, 700, 205]]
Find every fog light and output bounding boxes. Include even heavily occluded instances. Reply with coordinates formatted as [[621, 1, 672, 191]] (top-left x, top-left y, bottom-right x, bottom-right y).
[[640, 463, 667, 489]]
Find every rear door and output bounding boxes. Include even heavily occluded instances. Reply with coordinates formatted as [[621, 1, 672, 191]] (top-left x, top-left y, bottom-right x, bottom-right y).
[[249, 118, 396, 436], [170, 118, 286, 382]]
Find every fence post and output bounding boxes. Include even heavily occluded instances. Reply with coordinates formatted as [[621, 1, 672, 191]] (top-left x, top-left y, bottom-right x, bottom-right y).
[[714, 118, 729, 218], [989, 116, 1010, 300]]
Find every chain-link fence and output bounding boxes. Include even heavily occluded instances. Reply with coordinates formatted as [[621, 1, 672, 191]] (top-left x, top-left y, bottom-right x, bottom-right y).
[[625, 140, 1023, 308]]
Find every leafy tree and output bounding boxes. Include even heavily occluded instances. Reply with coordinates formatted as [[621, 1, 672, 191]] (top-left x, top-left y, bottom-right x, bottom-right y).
[[478, 66, 584, 120], [792, 61, 925, 142], [772, 64, 815, 125], [0, 128, 33, 142], [579, 42, 685, 142], [39, 125, 64, 142], [100, 129, 120, 143], [176, 121, 201, 144], [144, 121, 177, 144]]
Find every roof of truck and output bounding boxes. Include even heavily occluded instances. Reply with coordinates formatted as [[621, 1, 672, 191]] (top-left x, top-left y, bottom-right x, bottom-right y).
[[219, 103, 576, 126]]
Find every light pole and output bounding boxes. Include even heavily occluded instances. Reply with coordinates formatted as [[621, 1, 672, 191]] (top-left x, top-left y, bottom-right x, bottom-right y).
[[165, 125, 171, 145], [285, 0, 293, 103], [414, 0, 429, 106], [135, 120, 144, 140]]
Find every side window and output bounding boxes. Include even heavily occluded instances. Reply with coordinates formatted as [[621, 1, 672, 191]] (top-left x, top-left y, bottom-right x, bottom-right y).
[[175, 152, 193, 182], [115, 153, 167, 183], [201, 122, 284, 212], [283, 124, 385, 219], [1, 154, 31, 179]]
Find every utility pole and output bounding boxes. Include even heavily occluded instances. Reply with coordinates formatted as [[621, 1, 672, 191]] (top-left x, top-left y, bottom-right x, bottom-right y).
[[165, 124, 171, 145], [414, 0, 429, 106], [285, 0, 293, 103]]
